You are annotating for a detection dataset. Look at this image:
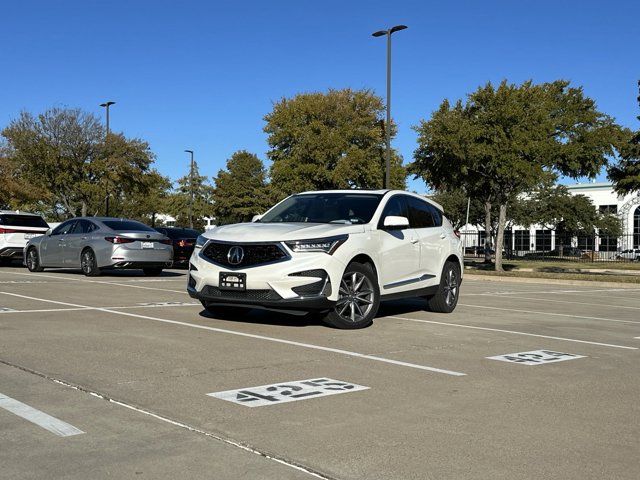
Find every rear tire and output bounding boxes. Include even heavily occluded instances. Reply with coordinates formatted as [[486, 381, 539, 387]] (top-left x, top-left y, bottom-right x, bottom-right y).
[[81, 249, 100, 277], [143, 267, 163, 276], [426, 261, 461, 313], [322, 262, 379, 329], [26, 248, 44, 272]]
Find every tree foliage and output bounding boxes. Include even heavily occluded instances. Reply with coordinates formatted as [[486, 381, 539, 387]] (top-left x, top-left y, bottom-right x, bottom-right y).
[[1, 107, 166, 220], [264, 88, 405, 198], [165, 161, 215, 230], [411, 80, 619, 270], [211, 150, 271, 225], [609, 80, 640, 194]]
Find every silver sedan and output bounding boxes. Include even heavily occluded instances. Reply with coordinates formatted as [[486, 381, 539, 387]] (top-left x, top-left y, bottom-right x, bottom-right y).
[[24, 217, 173, 276]]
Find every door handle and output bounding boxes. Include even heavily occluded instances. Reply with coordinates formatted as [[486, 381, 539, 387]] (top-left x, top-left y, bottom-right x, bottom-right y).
[[411, 238, 419, 244]]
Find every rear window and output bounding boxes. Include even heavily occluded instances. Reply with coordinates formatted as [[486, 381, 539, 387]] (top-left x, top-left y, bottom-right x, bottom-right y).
[[0, 214, 48, 228], [163, 228, 200, 239], [102, 220, 155, 232]]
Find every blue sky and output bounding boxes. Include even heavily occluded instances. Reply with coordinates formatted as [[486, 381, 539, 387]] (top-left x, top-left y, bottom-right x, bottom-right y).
[[1, 0, 638, 193]]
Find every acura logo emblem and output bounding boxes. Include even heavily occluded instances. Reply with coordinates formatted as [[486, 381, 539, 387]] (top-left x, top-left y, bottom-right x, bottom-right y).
[[227, 246, 244, 265]]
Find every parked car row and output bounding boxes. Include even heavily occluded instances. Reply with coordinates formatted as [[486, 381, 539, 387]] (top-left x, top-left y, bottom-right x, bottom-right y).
[[0, 210, 200, 275]]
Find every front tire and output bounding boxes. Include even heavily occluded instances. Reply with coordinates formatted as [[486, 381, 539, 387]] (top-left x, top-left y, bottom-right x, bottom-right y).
[[26, 248, 44, 272], [322, 262, 379, 329], [81, 249, 100, 276], [426, 261, 461, 313]]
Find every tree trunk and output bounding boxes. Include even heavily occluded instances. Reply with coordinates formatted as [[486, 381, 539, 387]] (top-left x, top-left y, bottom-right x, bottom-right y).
[[495, 204, 507, 272], [484, 201, 492, 263], [81, 201, 87, 217]]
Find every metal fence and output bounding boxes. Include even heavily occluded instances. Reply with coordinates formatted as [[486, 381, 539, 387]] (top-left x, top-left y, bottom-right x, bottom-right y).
[[459, 231, 640, 263]]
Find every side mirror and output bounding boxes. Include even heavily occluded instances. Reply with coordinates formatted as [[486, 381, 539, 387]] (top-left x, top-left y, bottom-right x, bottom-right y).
[[252, 214, 263, 223], [383, 215, 409, 229]]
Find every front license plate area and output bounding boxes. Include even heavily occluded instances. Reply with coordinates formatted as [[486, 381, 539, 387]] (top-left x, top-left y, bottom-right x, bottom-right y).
[[219, 272, 246, 291], [141, 241, 154, 249]]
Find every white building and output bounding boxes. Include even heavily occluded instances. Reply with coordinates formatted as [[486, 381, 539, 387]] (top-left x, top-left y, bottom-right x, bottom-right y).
[[155, 214, 216, 231], [459, 182, 640, 256]]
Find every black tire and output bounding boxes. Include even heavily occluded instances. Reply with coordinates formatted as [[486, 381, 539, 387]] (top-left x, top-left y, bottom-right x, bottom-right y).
[[322, 262, 379, 329], [80, 248, 100, 276], [201, 302, 251, 318], [143, 267, 163, 276], [26, 248, 44, 272], [426, 260, 461, 313]]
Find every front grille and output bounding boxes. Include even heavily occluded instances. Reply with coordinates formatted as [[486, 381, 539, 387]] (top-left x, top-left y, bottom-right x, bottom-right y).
[[202, 242, 288, 268], [201, 285, 282, 301]]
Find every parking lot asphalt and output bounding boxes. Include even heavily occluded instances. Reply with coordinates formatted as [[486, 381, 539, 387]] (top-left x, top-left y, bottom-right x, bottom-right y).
[[1, 265, 638, 480]]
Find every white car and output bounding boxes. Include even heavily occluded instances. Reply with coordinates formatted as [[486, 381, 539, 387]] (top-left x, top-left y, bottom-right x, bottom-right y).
[[0, 210, 49, 265], [616, 249, 640, 261], [187, 190, 463, 329]]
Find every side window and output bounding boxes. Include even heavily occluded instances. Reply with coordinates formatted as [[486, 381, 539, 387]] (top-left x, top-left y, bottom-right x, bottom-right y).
[[51, 221, 75, 236], [429, 206, 443, 227], [85, 221, 98, 233], [378, 195, 409, 228], [406, 197, 435, 229], [77, 220, 97, 234]]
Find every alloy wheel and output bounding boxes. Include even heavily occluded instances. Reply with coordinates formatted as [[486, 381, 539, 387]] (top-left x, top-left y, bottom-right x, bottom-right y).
[[81, 251, 93, 274], [443, 267, 458, 306], [27, 250, 37, 270], [335, 271, 375, 323]]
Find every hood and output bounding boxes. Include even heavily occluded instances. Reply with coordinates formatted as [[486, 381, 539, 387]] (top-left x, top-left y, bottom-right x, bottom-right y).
[[204, 222, 366, 242]]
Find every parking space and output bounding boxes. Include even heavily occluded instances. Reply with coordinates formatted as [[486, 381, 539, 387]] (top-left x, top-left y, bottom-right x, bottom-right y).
[[1, 265, 639, 479]]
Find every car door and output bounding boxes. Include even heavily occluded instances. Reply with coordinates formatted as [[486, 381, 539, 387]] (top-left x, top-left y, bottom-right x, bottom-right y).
[[41, 220, 76, 267], [375, 195, 422, 291], [64, 220, 93, 266], [406, 196, 446, 279]]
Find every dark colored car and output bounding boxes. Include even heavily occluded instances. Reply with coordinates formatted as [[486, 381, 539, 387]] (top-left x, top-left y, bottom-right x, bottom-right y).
[[155, 227, 201, 267]]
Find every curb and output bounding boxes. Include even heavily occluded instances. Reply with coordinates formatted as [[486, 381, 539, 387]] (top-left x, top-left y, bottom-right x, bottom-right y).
[[463, 273, 640, 289]]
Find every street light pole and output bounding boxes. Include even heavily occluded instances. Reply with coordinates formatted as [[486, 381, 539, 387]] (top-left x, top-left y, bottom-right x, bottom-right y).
[[185, 150, 194, 229], [99, 101, 115, 137], [99, 101, 116, 216], [372, 25, 407, 189]]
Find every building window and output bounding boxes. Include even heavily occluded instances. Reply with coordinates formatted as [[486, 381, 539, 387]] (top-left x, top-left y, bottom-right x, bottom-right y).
[[578, 236, 595, 251], [535, 230, 552, 251], [634, 206, 640, 249], [514, 230, 530, 251], [600, 236, 618, 252], [599, 204, 618, 214]]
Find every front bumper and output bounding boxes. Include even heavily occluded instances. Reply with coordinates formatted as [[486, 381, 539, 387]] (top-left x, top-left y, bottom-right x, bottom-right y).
[[0, 247, 24, 259], [187, 244, 346, 312]]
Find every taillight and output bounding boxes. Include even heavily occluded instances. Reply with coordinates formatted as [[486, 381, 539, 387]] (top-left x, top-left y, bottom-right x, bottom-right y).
[[105, 236, 136, 244], [453, 230, 461, 239], [0, 228, 16, 234], [160, 239, 173, 245], [178, 239, 194, 247]]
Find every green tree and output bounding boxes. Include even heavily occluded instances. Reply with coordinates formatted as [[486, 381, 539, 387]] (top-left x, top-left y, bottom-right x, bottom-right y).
[[609, 80, 640, 194], [411, 80, 619, 271], [212, 150, 270, 225], [264, 88, 405, 198], [1, 107, 165, 221], [166, 161, 214, 230]]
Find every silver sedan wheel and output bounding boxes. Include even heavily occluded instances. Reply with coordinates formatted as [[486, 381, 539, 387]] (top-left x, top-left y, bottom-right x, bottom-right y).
[[335, 271, 375, 323], [27, 249, 37, 270], [443, 267, 458, 306], [81, 250, 94, 274]]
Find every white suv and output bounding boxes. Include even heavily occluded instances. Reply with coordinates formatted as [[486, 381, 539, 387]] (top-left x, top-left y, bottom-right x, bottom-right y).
[[187, 190, 463, 329], [0, 211, 49, 265]]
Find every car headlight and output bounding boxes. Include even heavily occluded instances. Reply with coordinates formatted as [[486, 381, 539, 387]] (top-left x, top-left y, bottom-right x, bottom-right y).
[[285, 234, 348, 254], [195, 235, 208, 249]]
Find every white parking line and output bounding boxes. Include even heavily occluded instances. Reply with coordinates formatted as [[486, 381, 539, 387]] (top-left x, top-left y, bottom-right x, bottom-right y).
[[0, 392, 84, 436], [464, 287, 640, 296], [0, 291, 466, 376], [0, 303, 201, 315], [385, 315, 637, 350], [457, 303, 640, 325], [466, 294, 640, 313], [1, 271, 186, 294]]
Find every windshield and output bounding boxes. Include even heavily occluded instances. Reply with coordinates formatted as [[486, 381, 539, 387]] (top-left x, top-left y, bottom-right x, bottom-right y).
[[260, 193, 383, 224]]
